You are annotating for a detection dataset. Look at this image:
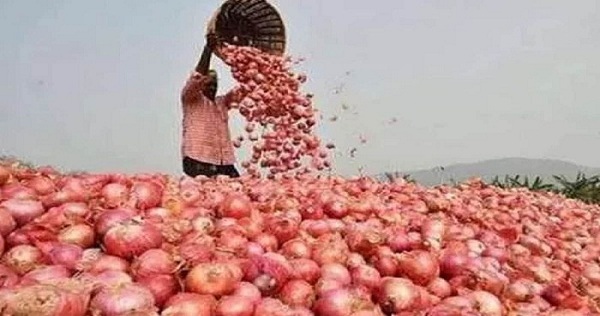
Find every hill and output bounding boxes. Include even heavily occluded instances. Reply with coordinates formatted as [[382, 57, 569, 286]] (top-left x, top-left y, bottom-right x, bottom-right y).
[[379, 158, 600, 186]]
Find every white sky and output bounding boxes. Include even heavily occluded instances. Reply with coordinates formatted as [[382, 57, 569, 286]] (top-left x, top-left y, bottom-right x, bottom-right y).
[[1, 0, 599, 175]]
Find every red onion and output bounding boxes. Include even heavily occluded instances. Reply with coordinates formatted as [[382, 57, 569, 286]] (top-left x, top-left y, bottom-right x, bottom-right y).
[[94, 208, 136, 236], [246, 242, 265, 257], [374, 277, 420, 314], [315, 278, 345, 297], [219, 194, 252, 219], [103, 221, 163, 259], [216, 295, 255, 316], [90, 283, 157, 315], [427, 278, 452, 299], [58, 224, 95, 248], [281, 238, 312, 259], [280, 279, 315, 308], [290, 258, 320, 285], [0, 282, 91, 316], [87, 270, 133, 291], [320, 263, 351, 285], [1, 199, 44, 226], [162, 293, 217, 316], [468, 291, 503, 316], [396, 250, 440, 285], [44, 243, 83, 270], [254, 233, 279, 252], [313, 287, 374, 316], [186, 263, 241, 296], [3, 244, 45, 275], [138, 274, 180, 308], [2, 183, 37, 200], [87, 254, 129, 274], [59, 202, 91, 218], [25, 176, 56, 195], [131, 249, 177, 280], [0, 207, 17, 237], [254, 298, 292, 316], [191, 216, 215, 234], [130, 181, 162, 210], [101, 182, 130, 208], [351, 264, 381, 290], [0, 264, 19, 287], [233, 282, 262, 304], [440, 249, 469, 278], [20, 265, 71, 285]]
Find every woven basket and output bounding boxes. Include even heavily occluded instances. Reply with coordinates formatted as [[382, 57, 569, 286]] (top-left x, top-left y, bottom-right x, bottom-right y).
[[207, 0, 286, 60]]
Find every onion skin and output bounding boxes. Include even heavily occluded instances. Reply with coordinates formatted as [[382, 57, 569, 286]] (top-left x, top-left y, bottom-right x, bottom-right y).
[[102, 221, 163, 259], [0, 281, 91, 316], [58, 224, 95, 248], [137, 274, 180, 308], [131, 249, 177, 280], [0, 264, 19, 287], [2, 244, 45, 275], [186, 263, 241, 297], [1, 199, 45, 227], [162, 293, 217, 316], [374, 277, 420, 314], [279, 279, 315, 308], [215, 295, 255, 316], [20, 265, 72, 285], [90, 283, 157, 316], [0, 207, 17, 237]]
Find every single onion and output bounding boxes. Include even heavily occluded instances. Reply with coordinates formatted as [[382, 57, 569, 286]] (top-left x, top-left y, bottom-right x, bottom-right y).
[[253, 298, 292, 316], [233, 282, 262, 304], [313, 287, 374, 316], [427, 278, 452, 299], [281, 238, 312, 259], [88, 270, 133, 291], [101, 183, 130, 208], [279, 279, 315, 308], [137, 274, 180, 308], [131, 248, 177, 280], [1, 199, 45, 226], [44, 243, 83, 270], [186, 263, 241, 296], [0, 207, 17, 237], [320, 263, 351, 285], [374, 277, 420, 314], [162, 293, 217, 316], [3, 244, 45, 275], [103, 221, 163, 259], [20, 265, 72, 285], [290, 258, 321, 285], [59, 202, 91, 218], [351, 264, 381, 290], [58, 224, 95, 248], [219, 194, 252, 219], [215, 295, 255, 316], [25, 176, 56, 195], [130, 181, 162, 210], [94, 208, 136, 236], [90, 283, 156, 315], [87, 254, 129, 274], [396, 250, 439, 286], [468, 291, 503, 316]]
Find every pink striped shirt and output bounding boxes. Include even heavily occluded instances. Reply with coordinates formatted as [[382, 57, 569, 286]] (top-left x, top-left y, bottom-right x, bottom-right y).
[[180, 71, 236, 165]]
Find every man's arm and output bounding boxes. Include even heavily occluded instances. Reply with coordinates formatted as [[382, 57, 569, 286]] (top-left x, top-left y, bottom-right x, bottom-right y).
[[195, 34, 217, 75]]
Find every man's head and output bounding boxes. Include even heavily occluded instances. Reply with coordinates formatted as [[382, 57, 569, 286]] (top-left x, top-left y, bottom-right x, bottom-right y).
[[205, 69, 218, 100]]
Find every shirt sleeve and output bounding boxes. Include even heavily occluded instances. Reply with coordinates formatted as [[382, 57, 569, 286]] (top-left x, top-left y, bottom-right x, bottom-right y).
[[181, 71, 209, 105]]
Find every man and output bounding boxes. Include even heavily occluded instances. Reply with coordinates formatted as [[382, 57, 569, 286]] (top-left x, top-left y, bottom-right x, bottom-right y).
[[180, 35, 240, 178]]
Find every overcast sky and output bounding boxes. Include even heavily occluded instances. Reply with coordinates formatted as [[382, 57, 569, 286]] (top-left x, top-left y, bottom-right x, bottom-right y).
[[1, 0, 599, 176]]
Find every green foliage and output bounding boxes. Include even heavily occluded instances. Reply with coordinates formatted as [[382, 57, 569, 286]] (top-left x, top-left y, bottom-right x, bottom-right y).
[[491, 172, 600, 204]]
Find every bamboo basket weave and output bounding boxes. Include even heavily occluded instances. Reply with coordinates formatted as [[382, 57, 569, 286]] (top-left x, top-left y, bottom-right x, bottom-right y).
[[207, 0, 286, 59]]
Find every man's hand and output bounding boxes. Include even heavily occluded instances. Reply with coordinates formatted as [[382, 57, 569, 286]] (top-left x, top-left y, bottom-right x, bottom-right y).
[[206, 33, 219, 52]]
